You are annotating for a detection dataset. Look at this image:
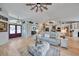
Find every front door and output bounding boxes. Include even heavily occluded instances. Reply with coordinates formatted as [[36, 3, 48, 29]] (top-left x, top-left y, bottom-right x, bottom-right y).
[[9, 24, 22, 38]]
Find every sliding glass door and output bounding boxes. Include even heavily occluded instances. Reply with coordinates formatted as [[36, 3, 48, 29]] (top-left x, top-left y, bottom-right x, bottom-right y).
[[9, 24, 22, 38]]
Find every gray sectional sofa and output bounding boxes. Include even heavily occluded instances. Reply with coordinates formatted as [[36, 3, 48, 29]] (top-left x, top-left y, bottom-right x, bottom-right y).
[[38, 37, 61, 46], [28, 41, 60, 56], [36, 32, 61, 46]]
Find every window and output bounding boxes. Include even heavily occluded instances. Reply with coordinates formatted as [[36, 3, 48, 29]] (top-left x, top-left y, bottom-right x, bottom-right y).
[[17, 26, 21, 33], [10, 25, 15, 34]]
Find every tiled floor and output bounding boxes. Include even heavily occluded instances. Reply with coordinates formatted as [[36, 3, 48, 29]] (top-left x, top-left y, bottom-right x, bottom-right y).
[[0, 36, 79, 56]]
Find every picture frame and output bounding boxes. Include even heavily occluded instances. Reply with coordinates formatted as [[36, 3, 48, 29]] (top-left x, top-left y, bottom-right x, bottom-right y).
[[0, 21, 7, 32]]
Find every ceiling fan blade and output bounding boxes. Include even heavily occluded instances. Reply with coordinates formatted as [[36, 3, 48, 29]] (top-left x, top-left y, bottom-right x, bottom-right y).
[[30, 5, 37, 10], [41, 3, 52, 5], [40, 6, 43, 12], [26, 3, 35, 6], [36, 6, 38, 12], [41, 5, 48, 10]]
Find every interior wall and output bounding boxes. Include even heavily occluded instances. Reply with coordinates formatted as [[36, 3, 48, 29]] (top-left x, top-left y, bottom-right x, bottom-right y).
[[0, 4, 9, 45], [22, 21, 28, 38], [0, 12, 9, 45], [22, 21, 32, 38], [27, 22, 32, 37], [0, 32, 8, 45]]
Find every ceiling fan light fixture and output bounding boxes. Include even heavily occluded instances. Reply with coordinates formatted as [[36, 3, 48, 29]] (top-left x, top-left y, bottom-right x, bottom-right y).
[[26, 3, 52, 12]]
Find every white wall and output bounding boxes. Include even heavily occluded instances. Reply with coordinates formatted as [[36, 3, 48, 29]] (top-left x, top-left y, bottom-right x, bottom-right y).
[[27, 22, 32, 37], [0, 32, 8, 45], [0, 4, 9, 45], [0, 20, 9, 45], [22, 21, 28, 38], [22, 21, 32, 38]]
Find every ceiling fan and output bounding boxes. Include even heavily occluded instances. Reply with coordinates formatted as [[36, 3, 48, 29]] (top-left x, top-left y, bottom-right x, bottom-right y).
[[26, 3, 52, 12]]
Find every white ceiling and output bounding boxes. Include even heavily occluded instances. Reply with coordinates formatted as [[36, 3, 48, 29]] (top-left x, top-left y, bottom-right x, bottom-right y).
[[1, 3, 79, 22]]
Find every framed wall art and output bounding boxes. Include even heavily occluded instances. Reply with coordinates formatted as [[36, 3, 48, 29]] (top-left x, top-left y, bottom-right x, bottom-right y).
[[0, 21, 7, 32]]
